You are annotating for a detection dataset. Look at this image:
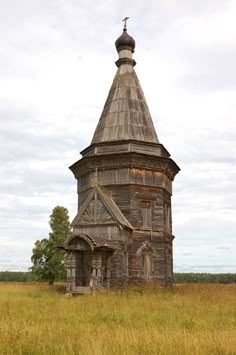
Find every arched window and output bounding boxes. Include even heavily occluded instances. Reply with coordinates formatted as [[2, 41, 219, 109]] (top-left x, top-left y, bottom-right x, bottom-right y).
[[143, 253, 152, 277], [137, 241, 155, 278]]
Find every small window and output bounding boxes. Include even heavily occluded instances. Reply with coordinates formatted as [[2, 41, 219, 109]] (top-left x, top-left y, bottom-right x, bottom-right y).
[[166, 246, 172, 278], [141, 201, 152, 228], [122, 251, 128, 276], [143, 253, 152, 277], [165, 205, 171, 233]]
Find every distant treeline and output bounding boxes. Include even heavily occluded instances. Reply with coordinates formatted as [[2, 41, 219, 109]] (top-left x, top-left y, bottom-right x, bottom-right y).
[[174, 273, 236, 284], [0, 271, 236, 283], [0, 271, 34, 282], [0, 271, 67, 282]]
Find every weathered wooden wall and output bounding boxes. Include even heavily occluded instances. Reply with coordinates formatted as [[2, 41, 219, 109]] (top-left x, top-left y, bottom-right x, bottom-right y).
[[69, 150, 175, 288]]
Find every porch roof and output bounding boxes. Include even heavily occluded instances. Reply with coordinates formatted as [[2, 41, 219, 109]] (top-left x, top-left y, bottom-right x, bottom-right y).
[[63, 233, 116, 252]]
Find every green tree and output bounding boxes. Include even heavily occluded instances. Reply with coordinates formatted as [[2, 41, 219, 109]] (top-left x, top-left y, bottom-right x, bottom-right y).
[[30, 206, 71, 284]]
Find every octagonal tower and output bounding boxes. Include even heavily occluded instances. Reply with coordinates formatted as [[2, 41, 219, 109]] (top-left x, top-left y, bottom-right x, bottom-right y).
[[63, 23, 180, 293]]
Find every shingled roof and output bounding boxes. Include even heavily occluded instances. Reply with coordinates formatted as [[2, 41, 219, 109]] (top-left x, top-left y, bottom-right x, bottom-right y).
[[91, 30, 159, 145]]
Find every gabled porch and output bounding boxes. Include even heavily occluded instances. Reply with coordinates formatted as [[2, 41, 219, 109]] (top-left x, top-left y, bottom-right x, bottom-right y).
[[63, 234, 115, 294]]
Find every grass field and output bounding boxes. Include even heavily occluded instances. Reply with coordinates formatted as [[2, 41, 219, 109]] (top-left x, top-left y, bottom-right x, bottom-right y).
[[0, 283, 235, 355]]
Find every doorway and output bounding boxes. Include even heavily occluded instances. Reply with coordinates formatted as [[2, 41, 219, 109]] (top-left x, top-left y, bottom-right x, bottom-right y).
[[75, 251, 92, 286]]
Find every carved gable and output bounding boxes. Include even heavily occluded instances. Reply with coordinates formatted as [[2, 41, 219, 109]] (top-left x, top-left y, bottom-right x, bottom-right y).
[[72, 187, 133, 229], [79, 194, 115, 224]]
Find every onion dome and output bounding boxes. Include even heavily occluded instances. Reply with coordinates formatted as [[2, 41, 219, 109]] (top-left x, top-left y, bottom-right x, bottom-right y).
[[115, 29, 135, 53]]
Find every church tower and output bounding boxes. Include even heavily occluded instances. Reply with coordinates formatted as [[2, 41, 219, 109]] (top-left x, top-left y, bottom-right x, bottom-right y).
[[63, 21, 180, 293]]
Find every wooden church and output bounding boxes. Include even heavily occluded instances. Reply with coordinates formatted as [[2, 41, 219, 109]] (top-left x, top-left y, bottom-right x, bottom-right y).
[[62, 21, 180, 293]]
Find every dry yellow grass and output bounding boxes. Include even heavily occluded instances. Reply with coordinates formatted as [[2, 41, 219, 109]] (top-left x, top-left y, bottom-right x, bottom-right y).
[[0, 283, 235, 354]]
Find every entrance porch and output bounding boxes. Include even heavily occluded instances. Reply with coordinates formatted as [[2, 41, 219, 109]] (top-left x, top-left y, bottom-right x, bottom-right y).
[[64, 234, 115, 294]]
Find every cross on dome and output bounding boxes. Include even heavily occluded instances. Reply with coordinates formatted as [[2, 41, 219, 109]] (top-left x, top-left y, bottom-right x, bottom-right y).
[[122, 16, 129, 30]]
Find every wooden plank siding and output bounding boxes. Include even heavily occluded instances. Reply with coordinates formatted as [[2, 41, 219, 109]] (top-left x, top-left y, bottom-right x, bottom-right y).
[[63, 30, 180, 292], [68, 167, 176, 288]]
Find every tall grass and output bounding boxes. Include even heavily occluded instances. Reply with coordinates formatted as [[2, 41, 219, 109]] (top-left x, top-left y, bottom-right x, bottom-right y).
[[0, 283, 235, 354]]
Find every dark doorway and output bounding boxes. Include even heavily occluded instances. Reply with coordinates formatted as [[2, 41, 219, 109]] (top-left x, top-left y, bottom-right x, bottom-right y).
[[75, 251, 92, 286]]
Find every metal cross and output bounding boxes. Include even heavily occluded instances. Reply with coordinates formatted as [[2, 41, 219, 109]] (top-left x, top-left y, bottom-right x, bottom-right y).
[[122, 17, 129, 30]]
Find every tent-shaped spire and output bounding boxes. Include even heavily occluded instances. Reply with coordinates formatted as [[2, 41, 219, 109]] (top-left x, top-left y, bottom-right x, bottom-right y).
[[91, 23, 159, 145]]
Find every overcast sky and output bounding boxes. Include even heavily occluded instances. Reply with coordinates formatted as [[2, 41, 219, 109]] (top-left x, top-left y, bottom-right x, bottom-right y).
[[0, 0, 235, 272]]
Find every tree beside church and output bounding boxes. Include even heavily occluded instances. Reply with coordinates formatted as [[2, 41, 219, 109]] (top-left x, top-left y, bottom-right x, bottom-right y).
[[31, 206, 71, 284]]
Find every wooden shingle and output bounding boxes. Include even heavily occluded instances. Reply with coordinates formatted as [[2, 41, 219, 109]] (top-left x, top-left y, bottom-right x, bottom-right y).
[[91, 64, 159, 144]]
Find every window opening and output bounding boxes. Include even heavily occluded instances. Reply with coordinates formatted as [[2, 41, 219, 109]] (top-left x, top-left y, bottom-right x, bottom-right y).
[[141, 201, 152, 228]]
